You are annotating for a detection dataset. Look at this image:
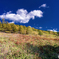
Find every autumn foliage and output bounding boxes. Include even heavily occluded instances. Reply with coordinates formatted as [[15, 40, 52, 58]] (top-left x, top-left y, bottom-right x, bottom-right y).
[[0, 18, 59, 36]]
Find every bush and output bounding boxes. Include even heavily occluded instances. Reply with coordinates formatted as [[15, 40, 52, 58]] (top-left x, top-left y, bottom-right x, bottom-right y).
[[38, 30, 43, 35], [5, 31, 11, 33]]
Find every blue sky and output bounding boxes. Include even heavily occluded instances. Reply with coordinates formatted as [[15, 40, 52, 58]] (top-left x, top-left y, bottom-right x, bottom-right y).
[[0, 0, 59, 32]]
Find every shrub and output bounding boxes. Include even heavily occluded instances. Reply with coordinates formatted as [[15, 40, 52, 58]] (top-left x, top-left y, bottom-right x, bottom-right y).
[[5, 31, 11, 33], [38, 30, 43, 35]]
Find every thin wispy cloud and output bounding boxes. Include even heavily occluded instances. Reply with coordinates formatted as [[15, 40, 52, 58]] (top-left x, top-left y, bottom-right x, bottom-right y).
[[0, 9, 43, 23], [9, 21, 14, 23], [46, 27, 47, 28], [36, 27, 38, 28], [39, 4, 49, 8], [39, 27, 42, 29]]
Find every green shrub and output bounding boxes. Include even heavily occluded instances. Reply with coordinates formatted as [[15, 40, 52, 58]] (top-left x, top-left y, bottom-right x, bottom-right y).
[[38, 30, 43, 35]]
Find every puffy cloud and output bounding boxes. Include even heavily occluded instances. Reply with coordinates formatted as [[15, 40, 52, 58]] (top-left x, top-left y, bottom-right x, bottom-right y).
[[39, 4, 47, 8], [0, 9, 43, 23], [47, 29, 57, 32]]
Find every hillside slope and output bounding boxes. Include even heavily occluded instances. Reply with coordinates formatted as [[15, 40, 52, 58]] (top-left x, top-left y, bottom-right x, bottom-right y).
[[0, 32, 59, 59]]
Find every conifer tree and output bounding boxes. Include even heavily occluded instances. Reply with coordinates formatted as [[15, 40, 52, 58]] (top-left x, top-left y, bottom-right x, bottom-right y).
[[0, 21, 2, 28], [0, 21, 2, 31]]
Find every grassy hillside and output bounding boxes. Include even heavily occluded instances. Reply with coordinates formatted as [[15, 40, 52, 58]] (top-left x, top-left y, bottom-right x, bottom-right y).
[[0, 19, 59, 59], [0, 32, 59, 59]]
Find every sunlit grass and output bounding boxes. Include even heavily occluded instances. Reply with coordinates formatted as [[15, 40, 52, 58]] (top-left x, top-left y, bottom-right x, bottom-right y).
[[0, 32, 59, 59]]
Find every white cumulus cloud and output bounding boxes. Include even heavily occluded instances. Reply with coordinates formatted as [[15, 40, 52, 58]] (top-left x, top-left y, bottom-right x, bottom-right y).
[[0, 9, 43, 23], [47, 29, 57, 32], [39, 27, 42, 29]]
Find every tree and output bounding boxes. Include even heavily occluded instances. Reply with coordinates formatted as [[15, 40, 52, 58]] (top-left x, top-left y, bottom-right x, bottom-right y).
[[0, 21, 2, 31], [23, 25, 27, 34], [32, 27, 37, 31], [11, 23, 18, 32], [6, 22, 12, 31], [16, 25, 19, 31], [49, 31, 53, 34], [38, 30, 43, 35], [57, 32, 59, 36], [19, 25, 24, 34], [1, 18, 7, 31], [26, 26, 33, 34], [0, 21, 2, 28], [53, 32, 57, 35], [2, 18, 5, 24], [2, 23, 7, 31]]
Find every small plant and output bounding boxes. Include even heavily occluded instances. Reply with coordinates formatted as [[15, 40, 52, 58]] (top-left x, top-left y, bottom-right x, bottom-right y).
[[15, 41, 19, 45], [38, 30, 43, 36], [54, 44, 57, 47]]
